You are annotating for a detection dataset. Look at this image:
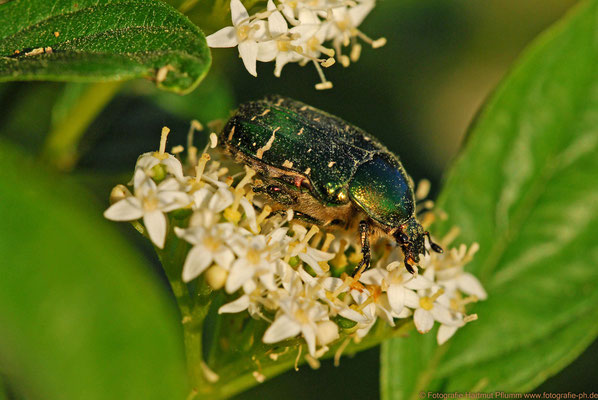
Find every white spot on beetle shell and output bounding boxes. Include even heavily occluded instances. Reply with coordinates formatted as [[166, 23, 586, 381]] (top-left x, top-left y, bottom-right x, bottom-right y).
[[256, 127, 279, 159]]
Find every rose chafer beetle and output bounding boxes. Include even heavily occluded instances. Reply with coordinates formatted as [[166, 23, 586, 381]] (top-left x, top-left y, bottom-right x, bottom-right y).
[[220, 95, 443, 275]]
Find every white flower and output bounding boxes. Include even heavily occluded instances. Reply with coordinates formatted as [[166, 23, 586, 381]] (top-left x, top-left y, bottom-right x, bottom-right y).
[[288, 226, 335, 275], [437, 320, 465, 345], [104, 177, 190, 248], [324, 1, 375, 43], [257, 3, 325, 77], [219, 279, 265, 318], [263, 279, 329, 356], [360, 266, 433, 316], [409, 288, 461, 334], [134, 152, 184, 188], [226, 235, 277, 293], [424, 243, 488, 300], [350, 287, 397, 338], [294, 267, 366, 324], [206, 0, 269, 76], [175, 224, 236, 282]]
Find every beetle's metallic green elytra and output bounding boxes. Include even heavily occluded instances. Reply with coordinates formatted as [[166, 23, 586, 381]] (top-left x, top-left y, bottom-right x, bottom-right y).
[[219, 95, 442, 274]]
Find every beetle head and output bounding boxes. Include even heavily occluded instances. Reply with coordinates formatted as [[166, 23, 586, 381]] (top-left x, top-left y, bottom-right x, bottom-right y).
[[394, 217, 443, 273]]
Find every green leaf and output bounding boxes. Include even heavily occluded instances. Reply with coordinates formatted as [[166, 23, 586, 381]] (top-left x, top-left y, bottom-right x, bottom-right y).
[[0, 0, 211, 94], [0, 139, 187, 399], [382, 1, 598, 397]]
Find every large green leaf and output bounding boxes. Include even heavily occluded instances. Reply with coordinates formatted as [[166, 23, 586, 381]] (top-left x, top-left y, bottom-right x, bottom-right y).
[[0, 0, 211, 94], [0, 139, 187, 399], [382, 1, 598, 397]]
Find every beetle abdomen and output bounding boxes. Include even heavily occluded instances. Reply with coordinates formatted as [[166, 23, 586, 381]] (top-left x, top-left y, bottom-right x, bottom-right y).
[[221, 96, 391, 205]]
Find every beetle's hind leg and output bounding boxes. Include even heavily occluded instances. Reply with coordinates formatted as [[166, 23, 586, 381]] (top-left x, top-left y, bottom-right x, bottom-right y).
[[351, 220, 371, 278], [253, 184, 298, 206]]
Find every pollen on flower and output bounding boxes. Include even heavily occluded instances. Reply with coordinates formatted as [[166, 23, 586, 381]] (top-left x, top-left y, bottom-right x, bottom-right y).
[[104, 125, 487, 372], [205, 0, 384, 89]]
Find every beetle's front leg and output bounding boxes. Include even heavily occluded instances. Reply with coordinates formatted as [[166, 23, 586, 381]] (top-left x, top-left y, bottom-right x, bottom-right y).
[[351, 220, 371, 278]]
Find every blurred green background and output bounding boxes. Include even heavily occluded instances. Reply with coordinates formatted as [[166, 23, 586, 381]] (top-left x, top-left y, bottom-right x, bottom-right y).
[[2, 0, 597, 398]]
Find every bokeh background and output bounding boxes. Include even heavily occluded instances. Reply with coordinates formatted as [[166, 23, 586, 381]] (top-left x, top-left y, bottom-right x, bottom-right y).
[[2, 0, 596, 398]]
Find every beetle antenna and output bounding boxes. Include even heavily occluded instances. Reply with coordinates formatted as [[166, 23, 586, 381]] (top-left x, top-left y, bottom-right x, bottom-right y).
[[425, 231, 444, 254]]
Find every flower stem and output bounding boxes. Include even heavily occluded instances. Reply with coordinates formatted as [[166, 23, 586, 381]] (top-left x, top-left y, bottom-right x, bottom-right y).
[[158, 236, 213, 396], [183, 318, 204, 398], [42, 81, 122, 170]]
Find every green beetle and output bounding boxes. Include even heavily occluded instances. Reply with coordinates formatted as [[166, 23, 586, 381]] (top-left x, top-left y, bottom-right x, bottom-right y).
[[219, 95, 442, 275]]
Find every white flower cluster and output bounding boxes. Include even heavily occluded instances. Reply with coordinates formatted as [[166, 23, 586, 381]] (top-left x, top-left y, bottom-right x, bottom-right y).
[[105, 126, 486, 361], [207, 0, 385, 89]]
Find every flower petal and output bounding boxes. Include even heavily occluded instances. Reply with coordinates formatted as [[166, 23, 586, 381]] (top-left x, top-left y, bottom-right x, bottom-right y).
[[404, 289, 421, 309], [259, 273, 278, 291], [182, 245, 213, 282], [238, 40, 258, 77], [159, 191, 190, 212], [160, 157, 185, 180], [387, 284, 406, 315], [263, 315, 301, 343], [230, 0, 249, 25], [257, 40, 278, 62], [267, 0, 288, 36], [339, 307, 371, 323], [274, 52, 293, 77], [133, 167, 152, 190], [437, 324, 459, 345], [414, 308, 434, 333], [376, 296, 396, 326], [218, 295, 250, 314], [239, 197, 258, 232], [252, 20, 268, 41], [298, 252, 324, 275], [457, 273, 488, 300], [297, 8, 319, 25], [143, 210, 167, 248], [349, 1, 374, 27], [322, 277, 344, 292], [359, 268, 386, 285], [174, 225, 204, 246], [192, 187, 213, 209], [431, 305, 459, 326], [404, 274, 434, 290], [214, 247, 235, 269], [308, 248, 335, 261], [225, 259, 255, 293], [207, 26, 238, 48], [356, 320, 375, 338], [209, 187, 234, 212], [104, 197, 143, 221], [302, 325, 317, 356]]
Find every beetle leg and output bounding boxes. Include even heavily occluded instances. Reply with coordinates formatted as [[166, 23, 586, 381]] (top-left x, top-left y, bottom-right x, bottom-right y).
[[266, 209, 324, 225], [351, 220, 371, 278], [291, 211, 324, 225], [403, 256, 416, 274], [424, 231, 444, 254], [253, 184, 298, 205]]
